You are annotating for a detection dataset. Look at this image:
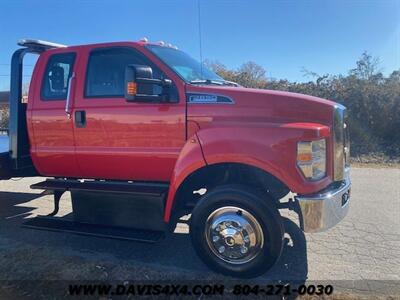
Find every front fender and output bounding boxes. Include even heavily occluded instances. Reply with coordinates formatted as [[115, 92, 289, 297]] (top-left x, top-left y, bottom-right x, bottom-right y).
[[164, 133, 206, 221], [196, 123, 332, 194], [164, 123, 332, 222]]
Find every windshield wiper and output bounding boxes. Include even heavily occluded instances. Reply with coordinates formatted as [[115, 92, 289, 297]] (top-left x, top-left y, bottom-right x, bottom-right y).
[[223, 80, 240, 87], [190, 79, 224, 85], [190, 79, 240, 87]]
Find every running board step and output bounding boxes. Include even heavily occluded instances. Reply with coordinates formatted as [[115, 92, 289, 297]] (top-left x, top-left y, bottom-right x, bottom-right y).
[[30, 178, 169, 197], [22, 217, 164, 243], [30, 178, 169, 232]]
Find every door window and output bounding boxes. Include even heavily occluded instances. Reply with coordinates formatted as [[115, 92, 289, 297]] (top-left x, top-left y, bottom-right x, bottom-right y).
[[85, 47, 164, 98], [41, 53, 76, 100]]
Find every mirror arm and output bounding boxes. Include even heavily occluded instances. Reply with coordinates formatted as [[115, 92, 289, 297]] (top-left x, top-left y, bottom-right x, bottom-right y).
[[162, 78, 172, 86], [127, 94, 167, 102], [136, 77, 162, 85], [136, 77, 172, 87]]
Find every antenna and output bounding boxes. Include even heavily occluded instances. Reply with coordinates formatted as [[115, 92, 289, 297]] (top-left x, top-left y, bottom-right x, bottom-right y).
[[197, 0, 204, 78]]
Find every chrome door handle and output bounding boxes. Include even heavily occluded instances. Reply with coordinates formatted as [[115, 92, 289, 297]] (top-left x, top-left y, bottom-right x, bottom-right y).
[[65, 72, 76, 119]]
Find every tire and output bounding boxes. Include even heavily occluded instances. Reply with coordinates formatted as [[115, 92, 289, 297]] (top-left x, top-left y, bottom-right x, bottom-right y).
[[190, 184, 284, 278]]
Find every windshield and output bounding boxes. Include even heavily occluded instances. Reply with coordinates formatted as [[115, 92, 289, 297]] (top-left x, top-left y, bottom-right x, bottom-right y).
[[146, 45, 224, 83]]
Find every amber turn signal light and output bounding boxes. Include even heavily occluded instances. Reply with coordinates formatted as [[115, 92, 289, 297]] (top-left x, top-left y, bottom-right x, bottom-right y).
[[297, 152, 312, 162], [127, 82, 137, 95]]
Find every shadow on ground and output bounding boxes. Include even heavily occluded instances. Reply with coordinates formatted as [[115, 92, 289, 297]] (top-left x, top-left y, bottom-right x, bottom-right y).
[[0, 191, 308, 283]]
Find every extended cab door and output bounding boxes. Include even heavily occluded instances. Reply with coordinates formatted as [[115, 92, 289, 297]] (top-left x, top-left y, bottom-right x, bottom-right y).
[[72, 45, 186, 181], [29, 50, 80, 177]]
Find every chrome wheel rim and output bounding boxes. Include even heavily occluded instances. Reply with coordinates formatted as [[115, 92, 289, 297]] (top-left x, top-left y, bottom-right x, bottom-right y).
[[205, 206, 264, 264]]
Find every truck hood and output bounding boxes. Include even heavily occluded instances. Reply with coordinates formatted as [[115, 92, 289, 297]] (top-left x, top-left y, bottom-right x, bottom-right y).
[[186, 85, 337, 127]]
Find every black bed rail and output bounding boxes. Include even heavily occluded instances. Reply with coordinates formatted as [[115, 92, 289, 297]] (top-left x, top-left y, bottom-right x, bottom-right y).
[[8, 39, 66, 174]]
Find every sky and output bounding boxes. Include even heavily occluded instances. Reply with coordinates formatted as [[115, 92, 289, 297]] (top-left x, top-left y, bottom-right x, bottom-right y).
[[0, 0, 399, 91]]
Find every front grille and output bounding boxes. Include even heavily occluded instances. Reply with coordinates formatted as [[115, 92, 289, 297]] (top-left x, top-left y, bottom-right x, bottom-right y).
[[333, 104, 347, 181], [343, 111, 350, 167]]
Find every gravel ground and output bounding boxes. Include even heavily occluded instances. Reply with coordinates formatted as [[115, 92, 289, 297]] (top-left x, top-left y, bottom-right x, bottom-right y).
[[0, 167, 399, 299]]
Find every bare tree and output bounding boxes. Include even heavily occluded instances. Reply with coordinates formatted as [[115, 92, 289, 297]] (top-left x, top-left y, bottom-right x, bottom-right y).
[[349, 52, 381, 80]]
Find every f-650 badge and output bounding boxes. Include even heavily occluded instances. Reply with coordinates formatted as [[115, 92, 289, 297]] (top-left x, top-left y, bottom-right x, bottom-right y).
[[187, 93, 234, 104]]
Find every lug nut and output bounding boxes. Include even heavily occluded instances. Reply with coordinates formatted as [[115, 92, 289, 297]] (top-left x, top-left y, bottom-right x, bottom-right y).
[[218, 246, 225, 253], [240, 246, 248, 254], [213, 235, 219, 242]]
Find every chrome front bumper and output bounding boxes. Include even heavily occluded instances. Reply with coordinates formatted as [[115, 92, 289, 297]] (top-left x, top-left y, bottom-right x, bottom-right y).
[[295, 172, 351, 233]]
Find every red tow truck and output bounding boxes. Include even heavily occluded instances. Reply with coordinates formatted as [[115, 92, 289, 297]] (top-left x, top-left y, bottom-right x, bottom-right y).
[[0, 39, 351, 277]]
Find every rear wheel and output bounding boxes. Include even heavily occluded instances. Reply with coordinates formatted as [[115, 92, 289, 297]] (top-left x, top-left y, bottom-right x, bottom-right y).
[[190, 185, 284, 278]]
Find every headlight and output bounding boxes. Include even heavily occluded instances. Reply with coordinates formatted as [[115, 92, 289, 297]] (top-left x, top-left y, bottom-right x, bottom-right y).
[[297, 139, 326, 180]]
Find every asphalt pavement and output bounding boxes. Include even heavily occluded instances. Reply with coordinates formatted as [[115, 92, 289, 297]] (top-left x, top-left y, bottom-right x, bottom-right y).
[[0, 167, 399, 298]]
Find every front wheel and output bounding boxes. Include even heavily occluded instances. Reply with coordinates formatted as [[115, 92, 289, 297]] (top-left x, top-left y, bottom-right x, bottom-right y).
[[190, 185, 284, 278]]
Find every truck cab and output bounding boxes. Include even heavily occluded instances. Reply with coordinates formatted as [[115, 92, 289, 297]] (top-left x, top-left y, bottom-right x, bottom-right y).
[[2, 39, 351, 278]]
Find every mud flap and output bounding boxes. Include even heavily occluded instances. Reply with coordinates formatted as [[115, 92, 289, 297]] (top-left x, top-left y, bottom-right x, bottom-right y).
[[71, 190, 167, 232]]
